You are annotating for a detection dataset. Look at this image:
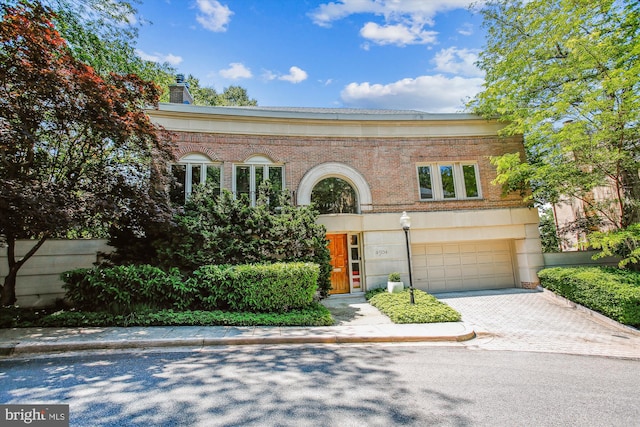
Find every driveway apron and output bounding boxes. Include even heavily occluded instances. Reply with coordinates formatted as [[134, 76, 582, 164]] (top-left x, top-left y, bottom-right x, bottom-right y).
[[436, 288, 640, 359]]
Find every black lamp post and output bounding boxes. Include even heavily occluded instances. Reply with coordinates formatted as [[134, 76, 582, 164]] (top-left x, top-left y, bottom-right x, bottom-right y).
[[400, 211, 415, 305]]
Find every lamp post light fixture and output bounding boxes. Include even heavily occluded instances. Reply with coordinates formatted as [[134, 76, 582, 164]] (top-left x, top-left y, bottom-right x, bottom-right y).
[[400, 211, 415, 305]]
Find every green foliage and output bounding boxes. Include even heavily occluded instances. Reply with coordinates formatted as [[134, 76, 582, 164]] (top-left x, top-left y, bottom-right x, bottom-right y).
[[61, 265, 187, 314], [367, 289, 461, 324], [586, 224, 640, 268], [471, 0, 640, 232], [538, 267, 640, 327], [185, 75, 258, 106], [191, 263, 319, 312], [146, 186, 332, 298], [388, 272, 401, 282], [539, 207, 562, 253], [62, 262, 320, 315], [0, 304, 334, 328]]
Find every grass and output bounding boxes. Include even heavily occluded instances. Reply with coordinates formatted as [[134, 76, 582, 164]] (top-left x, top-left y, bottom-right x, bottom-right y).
[[0, 303, 334, 328], [365, 288, 461, 324]]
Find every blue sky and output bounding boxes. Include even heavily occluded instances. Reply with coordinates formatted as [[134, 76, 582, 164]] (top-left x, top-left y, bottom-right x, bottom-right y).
[[134, 0, 486, 113]]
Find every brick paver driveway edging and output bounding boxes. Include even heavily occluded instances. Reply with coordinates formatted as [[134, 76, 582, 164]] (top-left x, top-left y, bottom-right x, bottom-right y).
[[435, 288, 640, 360]]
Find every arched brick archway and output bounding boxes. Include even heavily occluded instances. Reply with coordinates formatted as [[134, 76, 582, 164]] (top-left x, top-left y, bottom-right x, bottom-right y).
[[297, 163, 372, 212]]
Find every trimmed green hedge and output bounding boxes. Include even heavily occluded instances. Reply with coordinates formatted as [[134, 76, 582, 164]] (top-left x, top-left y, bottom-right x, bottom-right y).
[[366, 288, 461, 324], [538, 267, 640, 328], [193, 262, 319, 312], [62, 262, 319, 314]]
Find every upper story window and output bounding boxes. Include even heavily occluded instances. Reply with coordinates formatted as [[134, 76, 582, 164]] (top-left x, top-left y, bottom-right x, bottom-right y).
[[170, 153, 221, 204], [417, 162, 481, 201], [233, 155, 284, 206]]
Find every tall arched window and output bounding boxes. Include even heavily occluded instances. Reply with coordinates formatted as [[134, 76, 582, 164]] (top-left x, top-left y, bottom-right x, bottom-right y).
[[311, 177, 358, 214], [170, 153, 221, 204]]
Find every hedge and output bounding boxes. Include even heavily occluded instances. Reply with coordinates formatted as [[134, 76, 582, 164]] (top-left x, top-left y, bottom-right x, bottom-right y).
[[62, 262, 319, 314], [538, 267, 640, 328]]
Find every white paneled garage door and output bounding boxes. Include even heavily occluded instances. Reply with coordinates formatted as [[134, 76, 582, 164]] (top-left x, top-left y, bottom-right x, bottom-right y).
[[412, 241, 515, 292]]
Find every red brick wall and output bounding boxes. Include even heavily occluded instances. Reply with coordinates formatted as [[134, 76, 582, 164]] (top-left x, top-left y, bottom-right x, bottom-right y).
[[171, 131, 527, 213]]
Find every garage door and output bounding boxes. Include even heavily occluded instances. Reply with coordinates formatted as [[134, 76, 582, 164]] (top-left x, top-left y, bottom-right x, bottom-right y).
[[412, 241, 515, 292]]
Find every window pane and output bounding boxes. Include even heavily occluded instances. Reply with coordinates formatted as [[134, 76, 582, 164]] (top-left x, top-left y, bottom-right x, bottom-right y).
[[191, 164, 202, 190], [311, 177, 358, 214], [170, 164, 186, 204], [236, 165, 251, 199], [206, 165, 221, 193], [268, 166, 283, 193], [440, 165, 456, 198], [463, 164, 479, 198], [418, 166, 433, 200]]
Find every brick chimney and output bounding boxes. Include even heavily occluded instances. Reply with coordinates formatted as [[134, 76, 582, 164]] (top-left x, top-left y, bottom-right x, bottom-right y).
[[169, 74, 194, 104]]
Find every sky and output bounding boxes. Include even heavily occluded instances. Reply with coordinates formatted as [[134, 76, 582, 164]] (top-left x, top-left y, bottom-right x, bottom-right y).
[[133, 0, 487, 113]]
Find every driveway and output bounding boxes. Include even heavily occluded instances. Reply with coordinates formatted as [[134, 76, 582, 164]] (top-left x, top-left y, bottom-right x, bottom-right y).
[[435, 288, 640, 359]]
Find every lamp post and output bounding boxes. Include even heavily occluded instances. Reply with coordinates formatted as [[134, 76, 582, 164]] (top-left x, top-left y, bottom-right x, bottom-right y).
[[400, 211, 415, 305]]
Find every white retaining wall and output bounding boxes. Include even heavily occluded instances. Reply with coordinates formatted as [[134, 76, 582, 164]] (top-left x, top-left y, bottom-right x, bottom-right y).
[[0, 239, 111, 307]]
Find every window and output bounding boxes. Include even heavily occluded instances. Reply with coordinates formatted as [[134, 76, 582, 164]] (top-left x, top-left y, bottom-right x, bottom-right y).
[[170, 153, 221, 204], [311, 177, 359, 214], [417, 162, 481, 201], [233, 155, 285, 206]]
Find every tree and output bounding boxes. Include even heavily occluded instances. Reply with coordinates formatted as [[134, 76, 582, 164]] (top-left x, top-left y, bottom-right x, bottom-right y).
[[5, 0, 177, 100], [0, 2, 174, 305], [470, 0, 640, 233], [186, 75, 258, 107]]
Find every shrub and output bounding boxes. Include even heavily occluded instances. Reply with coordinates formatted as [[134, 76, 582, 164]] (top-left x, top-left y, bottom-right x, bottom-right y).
[[192, 262, 319, 312], [62, 265, 187, 314], [367, 289, 461, 324], [538, 267, 640, 327], [31, 304, 334, 327], [109, 185, 332, 298], [388, 272, 401, 282]]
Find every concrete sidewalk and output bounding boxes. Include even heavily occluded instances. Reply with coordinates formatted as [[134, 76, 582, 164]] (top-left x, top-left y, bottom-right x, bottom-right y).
[[0, 295, 475, 356]]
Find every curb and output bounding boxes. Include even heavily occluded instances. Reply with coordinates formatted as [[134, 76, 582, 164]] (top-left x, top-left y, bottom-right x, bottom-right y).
[[0, 329, 476, 356]]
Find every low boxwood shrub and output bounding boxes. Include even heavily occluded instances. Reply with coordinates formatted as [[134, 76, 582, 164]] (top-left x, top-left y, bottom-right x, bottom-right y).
[[367, 289, 461, 324], [538, 267, 640, 327], [192, 262, 319, 313]]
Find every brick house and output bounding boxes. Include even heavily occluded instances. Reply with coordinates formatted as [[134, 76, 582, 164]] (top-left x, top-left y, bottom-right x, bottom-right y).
[[146, 82, 544, 295]]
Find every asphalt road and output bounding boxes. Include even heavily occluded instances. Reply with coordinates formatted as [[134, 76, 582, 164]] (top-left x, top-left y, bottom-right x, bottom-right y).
[[1, 345, 639, 426]]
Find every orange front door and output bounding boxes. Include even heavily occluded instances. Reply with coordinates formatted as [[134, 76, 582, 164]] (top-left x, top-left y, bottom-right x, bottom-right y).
[[327, 234, 350, 294]]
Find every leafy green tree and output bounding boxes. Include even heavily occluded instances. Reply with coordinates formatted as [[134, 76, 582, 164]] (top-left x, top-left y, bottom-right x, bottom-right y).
[[186, 75, 258, 107], [109, 183, 332, 298], [5, 0, 176, 88], [0, 2, 174, 305], [470, 0, 640, 233], [538, 208, 561, 253]]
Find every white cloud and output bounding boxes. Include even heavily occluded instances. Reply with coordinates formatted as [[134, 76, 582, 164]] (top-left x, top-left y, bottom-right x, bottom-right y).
[[136, 49, 183, 66], [433, 47, 483, 77], [195, 0, 233, 32], [457, 22, 474, 36], [219, 62, 253, 79], [278, 66, 308, 84], [340, 74, 484, 113], [360, 22, 437, 46], [310, 0, 476, 46]]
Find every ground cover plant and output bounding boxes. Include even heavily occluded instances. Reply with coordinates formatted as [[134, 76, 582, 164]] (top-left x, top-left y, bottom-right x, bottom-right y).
[[538, 267, 640, 328], [366, 288, 461, 324], [0, 304, 333, 328]]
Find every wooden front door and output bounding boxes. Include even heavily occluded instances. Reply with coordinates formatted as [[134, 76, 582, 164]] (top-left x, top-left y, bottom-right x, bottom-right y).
[[327, 234, 350, 294]]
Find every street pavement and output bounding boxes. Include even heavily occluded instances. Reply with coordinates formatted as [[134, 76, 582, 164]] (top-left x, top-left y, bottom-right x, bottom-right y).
[[0, 288, 639, 359]]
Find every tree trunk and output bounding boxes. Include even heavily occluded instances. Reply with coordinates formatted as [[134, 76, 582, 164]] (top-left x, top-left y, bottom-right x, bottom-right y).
[[0, 270, 18, 306], [0, 235, 49, 306]]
